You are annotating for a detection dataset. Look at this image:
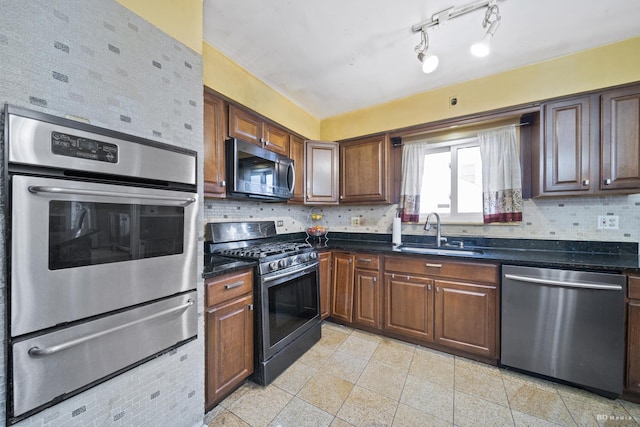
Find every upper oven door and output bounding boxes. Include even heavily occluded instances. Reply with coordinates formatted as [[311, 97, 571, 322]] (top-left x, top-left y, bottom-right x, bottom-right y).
[[10, 175, 198, 337]]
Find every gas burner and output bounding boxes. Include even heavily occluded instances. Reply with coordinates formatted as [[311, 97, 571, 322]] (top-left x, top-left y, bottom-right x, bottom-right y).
[[217, 242, 313, 260]]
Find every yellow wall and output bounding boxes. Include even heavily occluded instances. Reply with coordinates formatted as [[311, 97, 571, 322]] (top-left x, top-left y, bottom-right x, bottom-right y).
[[202, 43, 321, 140], [321, 37, 640, 141], [115, 0, 203, 54]]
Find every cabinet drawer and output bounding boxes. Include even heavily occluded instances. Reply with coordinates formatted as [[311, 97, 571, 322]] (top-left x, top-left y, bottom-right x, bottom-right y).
[[629, 276, 640, 299], [354, 254, 380, 270], [206, 269, 253, 308], [384, 255, 497, 284]]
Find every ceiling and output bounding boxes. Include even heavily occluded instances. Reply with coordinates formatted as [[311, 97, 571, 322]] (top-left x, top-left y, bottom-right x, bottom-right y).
[[203, 0, 640, 119]]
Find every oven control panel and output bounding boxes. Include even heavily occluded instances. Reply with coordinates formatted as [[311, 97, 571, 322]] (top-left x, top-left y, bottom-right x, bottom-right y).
[[51, 131, 119, 163]]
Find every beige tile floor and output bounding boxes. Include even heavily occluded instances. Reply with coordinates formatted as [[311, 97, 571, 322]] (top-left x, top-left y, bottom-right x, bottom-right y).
[[204, 322, 640, 427]]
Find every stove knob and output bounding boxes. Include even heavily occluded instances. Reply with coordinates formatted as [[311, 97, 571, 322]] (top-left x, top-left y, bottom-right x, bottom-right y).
[[291, 255, 299, 264], [269, 261, 279, 271], [279, 259, 289, 268], [309, 252, 318, 260]]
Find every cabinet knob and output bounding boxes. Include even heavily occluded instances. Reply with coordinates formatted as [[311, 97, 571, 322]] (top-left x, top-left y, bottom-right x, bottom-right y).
[[248, 304, 254, 311], [340, 195, 344, 200], [428, 284, 432, 291], [604, 178, 612, 185], [436, 287, 440, 292], [265, 140, 270, 146], [220, 180, 226, 187], [582, 179, 589, 186], [260, 137, 266, 144], [373, 277, 377, 283]]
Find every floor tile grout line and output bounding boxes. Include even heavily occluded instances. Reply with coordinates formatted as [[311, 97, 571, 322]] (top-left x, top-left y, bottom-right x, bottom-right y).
[[389, 344, 416, 425]]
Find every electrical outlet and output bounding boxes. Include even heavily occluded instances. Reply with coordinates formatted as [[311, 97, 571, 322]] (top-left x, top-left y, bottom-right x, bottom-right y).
[[597, 215, 619, 230], [350, 217, 360, 227], [276, 220, 283, 227]]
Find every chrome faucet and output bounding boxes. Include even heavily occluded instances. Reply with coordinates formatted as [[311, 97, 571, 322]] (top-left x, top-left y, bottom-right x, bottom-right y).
[[424, 212, 447, 247]]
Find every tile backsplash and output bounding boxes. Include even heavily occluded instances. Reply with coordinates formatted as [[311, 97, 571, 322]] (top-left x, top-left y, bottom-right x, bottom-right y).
[[204, 194, 640, 243]]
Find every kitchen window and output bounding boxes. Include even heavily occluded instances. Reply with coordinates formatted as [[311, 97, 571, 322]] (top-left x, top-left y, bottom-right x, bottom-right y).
[[419, 137, 484, 223]]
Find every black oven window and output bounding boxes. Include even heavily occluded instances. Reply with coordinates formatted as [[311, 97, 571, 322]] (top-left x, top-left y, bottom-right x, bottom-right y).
[[268, 271, 318, 347], [49, 201, 184, 270]]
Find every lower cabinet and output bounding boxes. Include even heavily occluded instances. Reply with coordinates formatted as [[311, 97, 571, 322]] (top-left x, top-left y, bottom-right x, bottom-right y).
[[434, 279, 497, 358], [331, 252, 355, 323], [205, 269, 254, 410], [626, 275, 640, 395], [318, 251, 332, 319], [383, 273, 433, 341]]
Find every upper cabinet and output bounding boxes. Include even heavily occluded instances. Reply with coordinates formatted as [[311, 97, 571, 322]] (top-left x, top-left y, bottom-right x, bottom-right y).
[[340, 135, 391, 203], [305, 140, 340, 204], [203, 92, 228, 198], [601, 85, 640, 191], [533, 83, 640, 197], [228, 105, 289, 156], [289, 134, 306, 203]]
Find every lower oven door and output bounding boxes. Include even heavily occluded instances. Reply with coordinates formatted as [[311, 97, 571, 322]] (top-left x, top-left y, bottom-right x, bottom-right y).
[[11, 291, 197, 419], [259, 262, 320, 361], [10, 175, 198, 337]]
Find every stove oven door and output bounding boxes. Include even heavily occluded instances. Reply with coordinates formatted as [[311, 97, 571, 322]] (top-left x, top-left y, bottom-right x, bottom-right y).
[[259, 261, 320, 361]]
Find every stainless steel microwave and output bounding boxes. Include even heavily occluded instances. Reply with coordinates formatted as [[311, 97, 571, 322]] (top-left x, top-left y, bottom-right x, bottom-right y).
[[226, 137, 295, 201]]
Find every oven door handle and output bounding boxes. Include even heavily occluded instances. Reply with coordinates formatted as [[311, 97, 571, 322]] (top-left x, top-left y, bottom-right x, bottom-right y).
[[27, 299, 195, 357], [28, 186, 196, 206], [263, 262, 319, 283]]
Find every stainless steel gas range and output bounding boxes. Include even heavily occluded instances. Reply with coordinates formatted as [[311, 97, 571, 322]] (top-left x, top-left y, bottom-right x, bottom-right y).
[[205, 221, 321, 385]]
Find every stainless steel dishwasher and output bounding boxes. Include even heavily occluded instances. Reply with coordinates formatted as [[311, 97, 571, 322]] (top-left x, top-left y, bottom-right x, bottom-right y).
[[501, 265, 625, 396]]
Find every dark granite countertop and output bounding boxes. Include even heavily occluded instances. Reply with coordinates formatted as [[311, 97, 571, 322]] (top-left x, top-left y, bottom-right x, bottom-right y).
[[202, 254, 257, 279], [313, 232, 640, 273]]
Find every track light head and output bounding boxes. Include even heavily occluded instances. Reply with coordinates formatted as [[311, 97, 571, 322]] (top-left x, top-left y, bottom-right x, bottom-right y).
[[415, 27, 439, 74]]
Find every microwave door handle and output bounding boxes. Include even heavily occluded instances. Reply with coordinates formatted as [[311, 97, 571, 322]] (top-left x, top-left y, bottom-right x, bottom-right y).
[[28, 186, 196, 206], [287, 162, 295, 194]]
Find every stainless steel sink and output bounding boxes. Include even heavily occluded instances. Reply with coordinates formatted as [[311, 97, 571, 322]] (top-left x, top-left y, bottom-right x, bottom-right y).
[[396, 245, 483, 256]]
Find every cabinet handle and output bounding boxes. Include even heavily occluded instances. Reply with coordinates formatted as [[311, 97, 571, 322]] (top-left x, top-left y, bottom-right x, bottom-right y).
[[373, 277, 377, 283], [260, 137, 266, 144], [436, 287, 440, 292], [349, 259, 352, 263], [220, 180, 226, 187], [582, 179, 589, 186], [340, 195, 344, 200], [248, 304, 254, 311], [428, 284, 432, 291], [425, 263, 442, 268], [265, 140, 270, 146], [224, 281, 244, 290], [604, 178, 612, 185], [358, 258, 372, 263]]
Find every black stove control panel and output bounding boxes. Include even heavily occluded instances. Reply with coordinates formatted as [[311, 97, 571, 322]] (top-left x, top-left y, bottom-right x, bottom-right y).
[[51, 131, 118, 163]]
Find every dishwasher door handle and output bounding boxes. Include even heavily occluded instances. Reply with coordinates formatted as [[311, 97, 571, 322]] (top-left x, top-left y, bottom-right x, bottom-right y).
[[504, 273, 623, 291]]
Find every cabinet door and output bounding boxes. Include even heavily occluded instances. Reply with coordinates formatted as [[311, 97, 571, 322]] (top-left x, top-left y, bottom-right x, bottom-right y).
[[203, 92, 227, 197], [353, 268, 382, 329], [305, 140, 340, 205], [331, 253, 354, 323], [289, 135, 305, 203], [263, 123, 289, 156], [228, 104, 262, 146], [383, 273, 433, 342], [205, 294, 253, 409], [601, 85, 640, 191], [539, 96, 595, 194], [434, 280, 496, 358], [318, 251, 332, 320], [340, 135, 390, 203], [628, 300, 640, 393]]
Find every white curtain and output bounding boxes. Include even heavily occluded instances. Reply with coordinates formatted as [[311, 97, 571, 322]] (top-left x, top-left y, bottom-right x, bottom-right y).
[[399, 142, 428, 222], [478, 125, 522, 224]]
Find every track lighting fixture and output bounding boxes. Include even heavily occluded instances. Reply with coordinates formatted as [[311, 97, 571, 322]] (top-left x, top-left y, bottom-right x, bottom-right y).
[[415, 27, 439, 73], [412, 0, 505, 73]]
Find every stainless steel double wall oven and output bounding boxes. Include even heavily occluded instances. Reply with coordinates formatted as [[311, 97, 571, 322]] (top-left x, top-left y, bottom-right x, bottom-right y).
[[3, 105, 198, 423]]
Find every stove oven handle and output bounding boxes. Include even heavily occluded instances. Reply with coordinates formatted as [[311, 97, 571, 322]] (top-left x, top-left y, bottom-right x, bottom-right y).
[[28, 299, 195, 357], [28, 186, 196, 206], [263, 261, 319, 283]]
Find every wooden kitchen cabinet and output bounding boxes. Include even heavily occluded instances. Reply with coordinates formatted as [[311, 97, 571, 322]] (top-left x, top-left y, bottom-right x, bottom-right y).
[[533, 83, 640, 197], [203, 92, 228, 198], [353, 255, 382, 329], [228, 104, 289, 156], [318, 251, 332, 319], [340, 134, 390, 203], [434, 279, 497, 358], [289, 134, 305, 203], [205, 269, 254, 410], [330, 252, 354, 322], [383, 272, 434, 342], [626, 275, 640, 395], [383, 255, 499, 358], [305, 140, 340, 205], [601, 85, 640, 192]]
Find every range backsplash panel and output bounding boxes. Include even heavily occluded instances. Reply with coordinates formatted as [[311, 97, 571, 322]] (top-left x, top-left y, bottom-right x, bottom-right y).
[[0, 1, 204, 426]]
